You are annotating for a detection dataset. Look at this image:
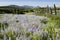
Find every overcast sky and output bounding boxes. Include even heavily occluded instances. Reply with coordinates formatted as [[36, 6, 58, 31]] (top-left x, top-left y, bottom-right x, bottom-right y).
[[0, 0, 60, 7]]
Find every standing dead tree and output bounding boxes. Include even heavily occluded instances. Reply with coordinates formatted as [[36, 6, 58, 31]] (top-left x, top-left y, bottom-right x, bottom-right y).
[[50, 8, 52, 14], [54, 4, 57, 15], [46, 5, 49, 14]]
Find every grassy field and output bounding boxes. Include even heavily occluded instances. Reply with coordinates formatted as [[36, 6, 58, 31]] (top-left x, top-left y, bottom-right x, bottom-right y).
[[0, 13, 60, 40]]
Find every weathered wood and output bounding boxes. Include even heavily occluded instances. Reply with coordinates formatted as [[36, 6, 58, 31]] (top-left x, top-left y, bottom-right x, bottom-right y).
[[50, 8, 52, 14], [54, 4, 57, 15], [47, 5, 49, 13]]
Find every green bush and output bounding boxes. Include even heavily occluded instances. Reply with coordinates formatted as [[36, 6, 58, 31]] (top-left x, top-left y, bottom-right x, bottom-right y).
[[6, 30, 18, 40], [0, 22, 8, 30], [41, 18, 48, 24], [0, 34, 3, 40]]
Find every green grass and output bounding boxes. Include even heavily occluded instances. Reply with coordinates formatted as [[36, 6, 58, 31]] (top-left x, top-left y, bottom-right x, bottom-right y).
[[39, 14, 60, 28], [25, 12, 60, 40], [25, 12, 35, 15], [0, 13, 60, 40]]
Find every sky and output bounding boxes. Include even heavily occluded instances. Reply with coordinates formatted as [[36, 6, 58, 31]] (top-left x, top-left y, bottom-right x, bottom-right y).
[[0, 0, 60, 7]]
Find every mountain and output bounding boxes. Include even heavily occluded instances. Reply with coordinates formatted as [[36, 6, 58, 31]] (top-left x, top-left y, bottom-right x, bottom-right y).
[[9, 5, 21, 8], [9, 5, 33, 9], [21, 5, 33, 8]]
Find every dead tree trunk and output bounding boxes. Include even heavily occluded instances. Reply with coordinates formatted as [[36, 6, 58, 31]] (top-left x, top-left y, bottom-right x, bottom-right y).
[[47, 5, 49, 14], [50, 8, 52, 14], [54, 4, 57, 15]]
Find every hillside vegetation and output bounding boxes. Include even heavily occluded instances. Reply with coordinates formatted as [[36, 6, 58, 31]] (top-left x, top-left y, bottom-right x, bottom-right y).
[[0, 5, 60, 40]]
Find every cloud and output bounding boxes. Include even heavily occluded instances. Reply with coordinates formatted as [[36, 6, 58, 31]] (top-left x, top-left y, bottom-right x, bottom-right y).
[[0, 0, 60, 2], [0, 1, 60, 7]]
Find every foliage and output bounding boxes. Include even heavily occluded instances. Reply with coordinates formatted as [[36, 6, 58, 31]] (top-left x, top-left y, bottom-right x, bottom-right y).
[[40, 18, 48, 24], [44, 23, 56, 40], [6, 30, 18, 40], [0, 34, 4, 39], [37, 13, 60, 40], [0, 14, 60, 40], [38, 14, 60, 28], [0, 22, 8, 30]]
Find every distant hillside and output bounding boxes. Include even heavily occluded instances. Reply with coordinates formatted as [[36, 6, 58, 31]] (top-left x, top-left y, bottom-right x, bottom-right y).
[[0, 5, 34, 9], [8, 5, 33, 9], [0, 5, 34, 14]]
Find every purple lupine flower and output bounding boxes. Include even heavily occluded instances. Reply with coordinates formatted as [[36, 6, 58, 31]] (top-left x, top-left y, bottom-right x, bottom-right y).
[[0, 19, 2, 22], [28, 28, 33, 32], [4, 20, 8, 23], [4, 34, 7, 40], [16, 20, 19, 23], [32, 27, 38, 32]]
